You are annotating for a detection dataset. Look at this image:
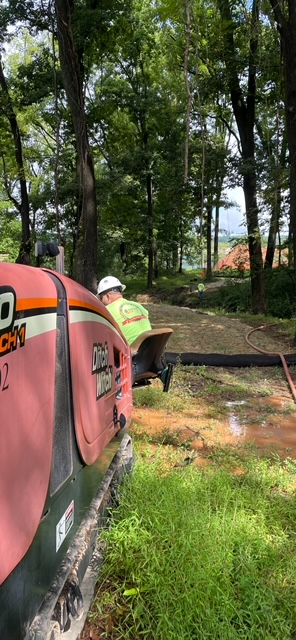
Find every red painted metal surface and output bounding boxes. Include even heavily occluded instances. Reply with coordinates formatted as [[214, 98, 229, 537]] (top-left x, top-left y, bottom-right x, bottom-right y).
[[0, 264, 57, 585], [0, 264, 133, 586]]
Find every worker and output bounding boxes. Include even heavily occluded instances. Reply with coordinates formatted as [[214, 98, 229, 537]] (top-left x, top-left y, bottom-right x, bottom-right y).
[[197, 282, 205, 301], [97, 276, 152, 345]]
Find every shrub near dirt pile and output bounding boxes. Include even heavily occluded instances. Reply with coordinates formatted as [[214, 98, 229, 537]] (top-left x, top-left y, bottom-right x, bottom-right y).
[[204, 267, 296, 319]]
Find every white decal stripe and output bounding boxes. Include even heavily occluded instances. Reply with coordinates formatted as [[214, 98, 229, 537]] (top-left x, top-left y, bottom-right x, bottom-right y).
[[70, 309, 123, 340], [14, 313, 56, 339]]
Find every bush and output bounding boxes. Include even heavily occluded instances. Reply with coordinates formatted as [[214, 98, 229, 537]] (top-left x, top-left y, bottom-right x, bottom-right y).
[[208, 280, 252, 313], [206, 268, 296, 319], [265, 267, 296, 319]]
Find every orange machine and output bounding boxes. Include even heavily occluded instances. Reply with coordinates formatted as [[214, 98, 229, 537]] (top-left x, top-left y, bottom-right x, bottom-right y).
[[0, 264, 133, 639]]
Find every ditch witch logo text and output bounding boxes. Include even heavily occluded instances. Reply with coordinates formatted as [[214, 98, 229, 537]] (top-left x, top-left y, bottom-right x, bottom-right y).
[[92, 341, 113, 399], [0, 287, 26, 357]]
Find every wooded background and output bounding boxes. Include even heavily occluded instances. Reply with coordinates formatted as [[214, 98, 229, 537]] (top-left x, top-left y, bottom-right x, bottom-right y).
[[0, 0, 295, 312]]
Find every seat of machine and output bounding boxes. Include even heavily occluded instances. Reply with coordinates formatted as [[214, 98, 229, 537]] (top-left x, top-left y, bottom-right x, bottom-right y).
[[131, 328, 173, 389], [130, 327, 173, 356]]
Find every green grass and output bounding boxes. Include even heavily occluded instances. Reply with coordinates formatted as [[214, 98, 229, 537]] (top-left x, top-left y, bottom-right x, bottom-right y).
[[123, 269, 203, 297], [133, 368, 195, 412], [90, 449, 296, 640]]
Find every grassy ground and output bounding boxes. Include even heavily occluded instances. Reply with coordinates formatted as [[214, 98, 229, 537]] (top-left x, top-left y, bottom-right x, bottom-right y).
[[81, 284, 296, 640], [86, 443, 296, 640]]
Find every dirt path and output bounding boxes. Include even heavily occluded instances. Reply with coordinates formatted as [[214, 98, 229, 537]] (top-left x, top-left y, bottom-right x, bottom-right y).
[[131, 303, 296, 458], [145, 302, 295, 355]]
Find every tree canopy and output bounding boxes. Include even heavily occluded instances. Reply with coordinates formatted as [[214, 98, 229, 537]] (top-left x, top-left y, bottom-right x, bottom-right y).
[[0, 0, 295, 310]]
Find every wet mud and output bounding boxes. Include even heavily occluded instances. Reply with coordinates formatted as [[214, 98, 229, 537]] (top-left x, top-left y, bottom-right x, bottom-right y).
[[133, 393, 296, 460]]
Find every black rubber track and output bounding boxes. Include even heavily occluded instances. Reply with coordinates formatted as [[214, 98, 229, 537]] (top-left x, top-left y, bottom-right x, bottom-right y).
[[164, 352, 296, 367]]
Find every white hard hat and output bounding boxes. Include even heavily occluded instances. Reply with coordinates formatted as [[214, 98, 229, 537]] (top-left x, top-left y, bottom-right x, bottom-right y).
[[97, 275, 126, 296]]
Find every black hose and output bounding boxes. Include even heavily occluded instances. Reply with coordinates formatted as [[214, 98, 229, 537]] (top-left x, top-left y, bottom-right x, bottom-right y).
[[164, 325, 296, 401], [164, 351, 296, 367]]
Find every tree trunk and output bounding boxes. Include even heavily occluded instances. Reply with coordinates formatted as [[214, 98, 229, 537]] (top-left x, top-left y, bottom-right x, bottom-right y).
[[178, 219, 184, 274], [264, 190, 280, 269], [214, 205, 219, 267], [152, 237, 158, 279], [218, 0, 266, 313], [54, 0, 97, 292], [0, 58, 31, 264], [243, 172, 265, 311], [183, 0, 192, 186], [147, 172, 154, 288], [206, 205, 212, 280], [269, 0, 296, 290], [255, 95, 287, 270], [288, 220, 293, 267], [172, 243, 178, 271]]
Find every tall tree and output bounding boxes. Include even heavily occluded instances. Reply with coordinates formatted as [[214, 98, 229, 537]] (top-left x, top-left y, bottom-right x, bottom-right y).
[[0, 57, 31, 264], [269, 0, 296, 287], [217, 0, 266, 313], [54, 0, 97, 292]]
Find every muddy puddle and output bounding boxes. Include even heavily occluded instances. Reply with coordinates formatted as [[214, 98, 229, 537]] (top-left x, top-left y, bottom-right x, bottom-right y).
[[224, 397, 296, 456], [133, 394, 296, 459]]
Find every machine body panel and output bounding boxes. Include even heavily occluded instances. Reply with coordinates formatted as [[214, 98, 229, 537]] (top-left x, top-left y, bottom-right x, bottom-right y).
[[0, 264, 133, 639]]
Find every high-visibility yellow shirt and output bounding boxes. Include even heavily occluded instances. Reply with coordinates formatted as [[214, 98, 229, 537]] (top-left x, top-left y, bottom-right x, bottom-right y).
[[107, 297, 152, 345]]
